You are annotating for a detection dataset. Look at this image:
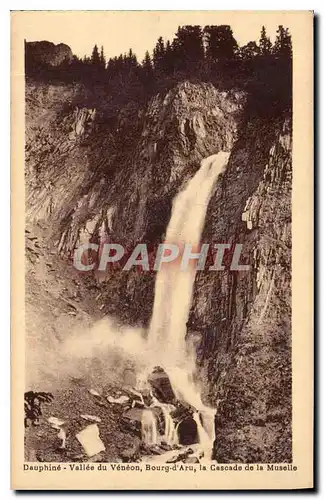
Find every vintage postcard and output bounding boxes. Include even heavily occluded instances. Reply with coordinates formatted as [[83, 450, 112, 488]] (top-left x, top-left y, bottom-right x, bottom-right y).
[[11, 10, 313, 490]]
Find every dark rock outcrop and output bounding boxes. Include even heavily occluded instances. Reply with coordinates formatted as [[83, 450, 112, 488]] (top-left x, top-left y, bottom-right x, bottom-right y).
[[25, 41, 73, 68], [147, 367, 176, 404]]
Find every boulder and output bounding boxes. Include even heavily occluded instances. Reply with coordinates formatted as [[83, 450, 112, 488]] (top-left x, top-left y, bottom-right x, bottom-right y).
[[76, 424, 105, 457], [147, 366, 176, 404], [119, 438, 141, 462]]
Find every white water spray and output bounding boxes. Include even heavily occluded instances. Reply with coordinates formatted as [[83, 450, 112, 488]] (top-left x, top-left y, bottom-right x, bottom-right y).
[[141, 410, 158, 446], [162, 406, 178, 446], [151, 395, 179, 446], [193, 413, 211, 453]]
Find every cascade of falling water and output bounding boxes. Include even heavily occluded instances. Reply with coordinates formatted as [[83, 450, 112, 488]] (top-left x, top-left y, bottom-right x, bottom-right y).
[[148, 152, 230, 365], [193, 412, 214, 460], [146, 152, 230, 452], [160, 405, 178, 446], [141, 409, 158, 446], [150, 395, 178, 446]]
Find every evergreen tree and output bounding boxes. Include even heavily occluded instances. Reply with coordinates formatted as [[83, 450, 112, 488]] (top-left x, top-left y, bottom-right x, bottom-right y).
[[99, 46, 106, 69], [273, 25, 292, 57], [204, 25, 238, 61], [91, 44, 101, 66], [163, 40, 175, 74], [141, 51, 154, 87], [142, 51, 153, 73], [172, 25, 204, 70], [239, 41, 260, 60], [259, 26, 272, 56], [127, 48, 138, 67], [153, 36, 165, 72]]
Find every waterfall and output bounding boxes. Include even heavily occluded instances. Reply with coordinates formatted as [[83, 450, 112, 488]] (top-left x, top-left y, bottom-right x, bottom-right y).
[[162, 406, 178, 446], [151, 395, 179, 446], [193, 412, 211, 451], [146, 151, 230, 456], [149, 152, 230, 364], [141, 410, 158, 446]]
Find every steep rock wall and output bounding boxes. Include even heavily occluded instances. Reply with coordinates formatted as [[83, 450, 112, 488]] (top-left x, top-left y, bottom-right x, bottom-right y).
[[198, 119, 292, 463], [26, 81, 244, 323]]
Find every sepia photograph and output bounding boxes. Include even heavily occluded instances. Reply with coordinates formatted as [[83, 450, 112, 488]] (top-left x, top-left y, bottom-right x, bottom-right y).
[[11, 10, 313, 490]]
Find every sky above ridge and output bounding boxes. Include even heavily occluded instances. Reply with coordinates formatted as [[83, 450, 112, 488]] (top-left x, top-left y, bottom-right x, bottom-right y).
[[21, 11, 295, 61]]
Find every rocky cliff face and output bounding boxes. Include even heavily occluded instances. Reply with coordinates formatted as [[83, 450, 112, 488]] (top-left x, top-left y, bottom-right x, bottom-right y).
[[26, 81, 245, 322], [26, 41, 73, 67], [26, 77, 291, 462], [202, 118, 292, 463]]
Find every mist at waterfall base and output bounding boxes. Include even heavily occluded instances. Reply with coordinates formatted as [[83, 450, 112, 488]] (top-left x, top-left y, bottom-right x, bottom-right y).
[[57, 152, 230, 460]]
